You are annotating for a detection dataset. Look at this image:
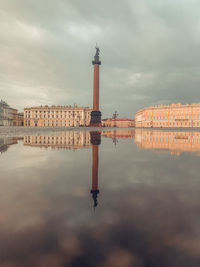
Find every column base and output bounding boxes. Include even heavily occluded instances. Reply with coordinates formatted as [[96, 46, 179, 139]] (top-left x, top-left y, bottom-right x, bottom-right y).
[[90, 110, 101, 127]]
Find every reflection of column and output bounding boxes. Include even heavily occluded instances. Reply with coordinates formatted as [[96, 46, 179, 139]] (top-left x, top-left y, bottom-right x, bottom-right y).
[[90, 132, 101, 208]]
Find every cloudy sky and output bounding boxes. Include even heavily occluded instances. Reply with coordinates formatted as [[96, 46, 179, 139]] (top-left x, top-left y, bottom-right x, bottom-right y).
[[1, 0, 200, 117]]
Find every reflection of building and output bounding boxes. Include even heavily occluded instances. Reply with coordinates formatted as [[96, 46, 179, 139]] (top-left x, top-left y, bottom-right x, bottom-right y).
[[90, 132, 101, 208], [135, 129, 200, 154], [102, 129, 200, 155], [135, 103, 200, 128], [24, 131, 91, 149], [24, 106, 92, 127], [90, 46, 102, 126], [0, 137, 19, 153], [102, 118, 135, 127], [102, 130, 135, 146], [0, 100, 23, 126], [102, 130, 135, 139], [24, 130, 101, 207]]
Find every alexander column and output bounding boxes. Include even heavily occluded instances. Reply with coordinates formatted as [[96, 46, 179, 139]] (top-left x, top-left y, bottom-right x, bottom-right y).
[[90, 46, 101, 126]]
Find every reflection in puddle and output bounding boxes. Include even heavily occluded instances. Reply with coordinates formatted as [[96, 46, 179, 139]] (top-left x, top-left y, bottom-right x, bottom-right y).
[[0, 137, 20, 154], [24, 131, 91, 149], [134, 129, 200, 155], [90, 132, 101, 208], [3, 129, 200, 155], [1, 129, 200, 266]]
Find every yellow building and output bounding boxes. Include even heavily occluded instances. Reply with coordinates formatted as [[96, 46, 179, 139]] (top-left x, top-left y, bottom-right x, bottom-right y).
[[135, 103, 200, 128], [24, 105, 92, 127]]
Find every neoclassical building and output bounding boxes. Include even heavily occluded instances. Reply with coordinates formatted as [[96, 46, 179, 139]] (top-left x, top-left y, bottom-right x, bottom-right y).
[[135, 103, 200, 128], [24, 105, 92, 127], [0, 100, 23, 126]]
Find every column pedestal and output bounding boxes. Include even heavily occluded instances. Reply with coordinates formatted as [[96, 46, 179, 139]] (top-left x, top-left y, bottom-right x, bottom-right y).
[[90, 110, 101, 126]]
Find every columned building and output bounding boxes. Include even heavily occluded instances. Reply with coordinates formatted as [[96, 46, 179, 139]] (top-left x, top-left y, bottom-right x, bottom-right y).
[[0, 100, 23, 126], [135, 103, 200, 128], [24, 105, 92, 127]]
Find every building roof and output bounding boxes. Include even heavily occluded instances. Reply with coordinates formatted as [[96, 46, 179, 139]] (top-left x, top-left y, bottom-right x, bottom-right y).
[[24, 105, 92, 110], [0, 100, 9, 107], [135, 102, 200, 114]]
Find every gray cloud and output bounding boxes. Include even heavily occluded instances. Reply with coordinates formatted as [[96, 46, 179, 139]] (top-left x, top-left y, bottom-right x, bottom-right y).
[[0, 0, 200, 117]]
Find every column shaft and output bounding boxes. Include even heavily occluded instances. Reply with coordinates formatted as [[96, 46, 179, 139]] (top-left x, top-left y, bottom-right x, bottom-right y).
[[93, 64, 99, 111]]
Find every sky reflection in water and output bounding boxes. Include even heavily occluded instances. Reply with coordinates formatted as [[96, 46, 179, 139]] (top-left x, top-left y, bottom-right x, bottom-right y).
[[0, 129, 200, 267]]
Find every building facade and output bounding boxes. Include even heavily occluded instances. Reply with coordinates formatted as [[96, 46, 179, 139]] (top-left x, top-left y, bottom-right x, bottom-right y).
[[135, 103, 200, 128], [14, 113, 24, 126], [0, 103, 3, 126], [102, 118, 135, 128], [24, 105, 92, 127], [0, 100, 23, 126]]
